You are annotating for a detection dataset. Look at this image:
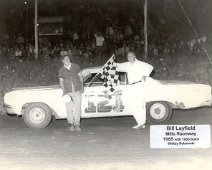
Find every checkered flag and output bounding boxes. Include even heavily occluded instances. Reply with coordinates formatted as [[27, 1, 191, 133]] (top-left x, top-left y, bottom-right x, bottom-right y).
[[100, 55, 119, 92]]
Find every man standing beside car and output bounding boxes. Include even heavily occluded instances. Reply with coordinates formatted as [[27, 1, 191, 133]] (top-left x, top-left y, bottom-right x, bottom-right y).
[[58, 55, 84, 132], [116, 51, 153, 129]]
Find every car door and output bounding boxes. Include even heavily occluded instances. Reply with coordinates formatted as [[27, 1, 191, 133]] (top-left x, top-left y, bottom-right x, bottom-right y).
[[81, 72, 127, 118]]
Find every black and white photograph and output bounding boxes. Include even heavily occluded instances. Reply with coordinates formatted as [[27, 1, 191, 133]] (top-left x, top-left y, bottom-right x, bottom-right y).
[[0, 0, 212, 169]]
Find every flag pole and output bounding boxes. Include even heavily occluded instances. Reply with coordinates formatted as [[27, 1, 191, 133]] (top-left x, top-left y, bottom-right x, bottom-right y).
[[34, 0, 38, 59], [144, 0, 148, 59]]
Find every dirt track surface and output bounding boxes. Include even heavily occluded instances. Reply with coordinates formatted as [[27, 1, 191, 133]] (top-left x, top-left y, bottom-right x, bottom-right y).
[[0, 108, 212, 170]]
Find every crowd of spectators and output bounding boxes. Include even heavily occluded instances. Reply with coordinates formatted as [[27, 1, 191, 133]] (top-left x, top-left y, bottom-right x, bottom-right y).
[[0, 25, 210, 93], [0, 25, 208, 63]]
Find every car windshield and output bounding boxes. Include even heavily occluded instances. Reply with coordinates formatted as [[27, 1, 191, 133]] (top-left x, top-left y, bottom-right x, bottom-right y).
[[84, 73, 103, 87]]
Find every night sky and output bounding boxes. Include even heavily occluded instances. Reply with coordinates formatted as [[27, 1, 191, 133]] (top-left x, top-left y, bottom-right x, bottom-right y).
[[0, 0, 211, 40]]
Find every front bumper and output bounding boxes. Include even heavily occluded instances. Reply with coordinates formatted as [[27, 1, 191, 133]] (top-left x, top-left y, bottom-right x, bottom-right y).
[[201, 95, 212, 107], [3, 104, 16, 115]]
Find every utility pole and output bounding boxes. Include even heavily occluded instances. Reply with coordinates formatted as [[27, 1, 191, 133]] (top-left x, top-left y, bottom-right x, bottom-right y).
[[34, 0, 38, 59], [144, 0, 148, 59], [24, 1, 29, 46]]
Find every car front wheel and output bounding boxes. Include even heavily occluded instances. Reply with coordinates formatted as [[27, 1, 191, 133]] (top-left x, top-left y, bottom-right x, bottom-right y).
[[23, 103, 52, 129], [146, 101, 172, 124]]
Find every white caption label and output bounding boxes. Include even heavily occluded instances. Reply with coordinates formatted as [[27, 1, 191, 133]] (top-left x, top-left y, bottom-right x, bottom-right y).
[[150, 125, 211, 148]]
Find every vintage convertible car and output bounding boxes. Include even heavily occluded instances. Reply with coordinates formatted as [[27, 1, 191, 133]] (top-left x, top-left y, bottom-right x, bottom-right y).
[[3, 66, 212, 129]]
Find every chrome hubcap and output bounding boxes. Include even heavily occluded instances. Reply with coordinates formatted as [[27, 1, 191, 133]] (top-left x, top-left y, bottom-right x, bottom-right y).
[[28, 108, 45, 124], [150, 103, 167, 120]]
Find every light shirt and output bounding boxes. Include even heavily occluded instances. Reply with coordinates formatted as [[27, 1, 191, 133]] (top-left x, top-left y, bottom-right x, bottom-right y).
[[95, 36, 105, 47], [15, 50, 22, 57], [117, 59, 153, 84], [73, 32, 79, 40], [109, 27, 114, 35]]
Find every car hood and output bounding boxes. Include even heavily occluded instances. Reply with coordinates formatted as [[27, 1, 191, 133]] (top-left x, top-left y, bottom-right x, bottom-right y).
[[12, 85, 60, 92], [158, 80, 197, 85]]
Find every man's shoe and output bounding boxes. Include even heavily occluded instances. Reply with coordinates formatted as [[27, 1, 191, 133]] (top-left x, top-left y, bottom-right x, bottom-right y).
[[69, 125, 75, 132], [132, 124, 145, 129], [75, 125, 81, 132]]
